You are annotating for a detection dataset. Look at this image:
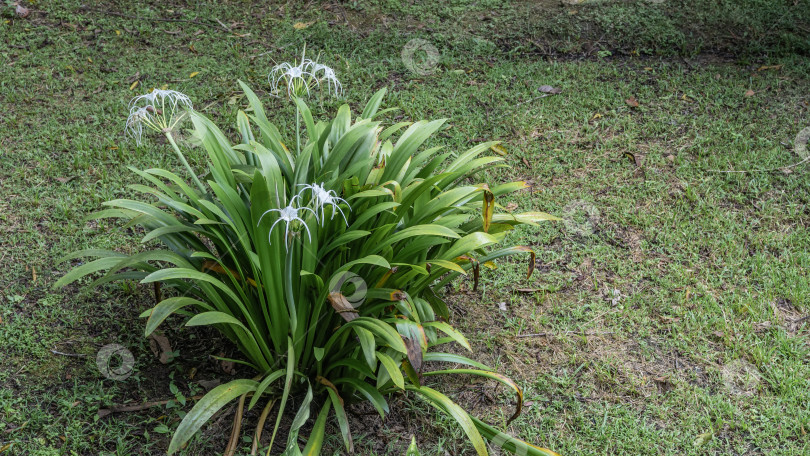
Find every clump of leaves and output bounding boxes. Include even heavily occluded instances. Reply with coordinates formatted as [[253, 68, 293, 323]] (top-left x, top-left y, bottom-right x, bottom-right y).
[[58, 81, 559, 455]]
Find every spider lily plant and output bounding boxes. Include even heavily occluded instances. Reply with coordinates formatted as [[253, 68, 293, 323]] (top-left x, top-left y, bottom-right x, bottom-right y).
[[58, 82, 560, 456]]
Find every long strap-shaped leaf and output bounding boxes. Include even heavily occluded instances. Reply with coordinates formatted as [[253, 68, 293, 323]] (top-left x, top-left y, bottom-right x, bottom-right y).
[[268, 337, 296, 455], [167, 379, 258, 454], [301, 398, 331, 456], [406, 385, 488, 456], [423, 369, 523, 424], [471, 417, 561, 456]]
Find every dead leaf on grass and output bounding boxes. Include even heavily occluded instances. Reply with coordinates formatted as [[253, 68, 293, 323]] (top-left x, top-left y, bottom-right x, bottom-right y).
[[197, 379, 221, 391], [148, 333, 172, 364], [538, 85, 562, 94], [15, 4, 29, 18], [744, 89, 755, 97], [625, 96, 640, 108]]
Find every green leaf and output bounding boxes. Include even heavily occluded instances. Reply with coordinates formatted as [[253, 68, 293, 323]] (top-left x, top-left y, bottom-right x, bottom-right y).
[[422, 353, 491, 370], [376, 351, 405, 390], [167, 379, 258, 454], [406, 385, 488, 456], [360, 87, 387, 119], [406, 436, 421, 456], [423, 369, 523, 424], [334, 377, 389, 418], [145, 297, 211, 336], [248, 369, 286, 410], [185, 311, 248, 333], [423, 321, 471, 351], [301, 399, 331, 456], [326, 388, 353, 453]]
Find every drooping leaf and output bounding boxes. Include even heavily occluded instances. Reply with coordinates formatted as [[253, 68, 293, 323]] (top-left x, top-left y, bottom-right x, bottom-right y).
[[167, 380, 258, 454]]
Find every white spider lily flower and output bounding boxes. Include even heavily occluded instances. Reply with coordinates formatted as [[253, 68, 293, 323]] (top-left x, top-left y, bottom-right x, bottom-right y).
[[312, 63, 343, 97], [268, 59, 318, 99], [126, 89, 193, 144], [299, 183, 350, 225], [257, 196, 318, 247]]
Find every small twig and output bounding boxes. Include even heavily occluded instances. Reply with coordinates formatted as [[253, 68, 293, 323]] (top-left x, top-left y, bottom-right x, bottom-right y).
[[98, 395, 204, 417], [215, 18, 232, 32], [51, 349, 88, 358], [516, 331, 614, 338]]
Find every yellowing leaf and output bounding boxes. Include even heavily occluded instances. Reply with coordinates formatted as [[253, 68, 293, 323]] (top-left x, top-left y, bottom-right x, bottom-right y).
[[129, 80, 139, 91], [189, 71, 200, 78], [293, 21, 313, 30], [87, 57, 93, 63], [489, 144, 507, 156], [591, 113, 602, 120], [115, 30, 121, 36]]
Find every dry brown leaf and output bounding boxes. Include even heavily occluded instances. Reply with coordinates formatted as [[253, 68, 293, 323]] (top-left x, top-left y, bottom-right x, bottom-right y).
[[327, 292, 359, 322], [538, 85, 562, 94], [16, 4, 29, 18], [744, 89, 755, 97], [148, 333, 172, 364], [625, 96, 640, 108], [757, 65, 782, 71], [197, 379, 221, 391], [220, 358, 236, 375]]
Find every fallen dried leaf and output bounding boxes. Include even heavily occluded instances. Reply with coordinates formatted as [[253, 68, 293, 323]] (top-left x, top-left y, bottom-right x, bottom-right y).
[[220, 358, 236, 375], [189, 71, 200, 78], [757, 64, 782, 71], [625, 96, 639, 108], [148, 333, 172, 364], [197, 379, 221, 391], [15, 4, 29, 18], [521, 157, 532, 168], [744, 89, 755, 97], [538, 85, 562, 94]]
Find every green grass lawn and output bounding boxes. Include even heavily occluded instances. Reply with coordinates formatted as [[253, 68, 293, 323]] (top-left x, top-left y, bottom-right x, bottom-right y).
[[1, 0, 809, 455]]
